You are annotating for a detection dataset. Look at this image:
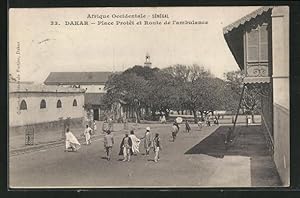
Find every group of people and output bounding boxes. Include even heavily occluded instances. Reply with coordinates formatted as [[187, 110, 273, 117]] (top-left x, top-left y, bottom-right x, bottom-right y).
[[64, 124, 162, 163], [105, 127, 161, 163], [65, 124, 95, 152]]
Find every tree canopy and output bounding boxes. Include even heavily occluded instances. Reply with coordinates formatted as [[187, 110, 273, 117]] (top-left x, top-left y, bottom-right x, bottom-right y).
[[104, 64, 239, 123]]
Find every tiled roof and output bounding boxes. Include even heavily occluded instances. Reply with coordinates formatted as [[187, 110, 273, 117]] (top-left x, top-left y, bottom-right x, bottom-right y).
[[44, 72, 115, 85], [223, 6, 273, 34], [9, 83, 85, 93]]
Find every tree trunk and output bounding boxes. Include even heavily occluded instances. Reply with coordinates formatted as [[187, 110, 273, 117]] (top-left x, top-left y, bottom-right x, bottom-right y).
[[135, 108, 141, 123], [192, 109, 198, 123], [251, 110, 255, 123], [151, 108, 156, 120]]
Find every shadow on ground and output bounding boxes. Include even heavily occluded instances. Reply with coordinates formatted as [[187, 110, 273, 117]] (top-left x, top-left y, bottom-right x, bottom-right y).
[[185, 125, 282, 186]]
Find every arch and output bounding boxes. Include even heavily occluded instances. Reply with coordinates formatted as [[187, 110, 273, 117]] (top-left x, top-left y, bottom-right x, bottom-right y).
[[73, 99, 77, 107], [20, 100, 27, 110], [57, 100, 62, 108], [40, 99, 46, 109]]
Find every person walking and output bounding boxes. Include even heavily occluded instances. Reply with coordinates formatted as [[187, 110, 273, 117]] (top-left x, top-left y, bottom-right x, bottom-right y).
[[185, 120, 191, 133], [83, 124, 92, 145], [119, 133, 133, 162], [103, 130, 114, 160], [129, 130, 141, 155], [65, 128, 81, 152], [141, 127, 152, 155], [153, 133, 162, 162], [171, 123, 179, 142]]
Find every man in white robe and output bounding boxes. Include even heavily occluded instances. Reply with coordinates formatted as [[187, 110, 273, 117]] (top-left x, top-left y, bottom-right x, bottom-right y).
[[84, 125, 92, 145], [129, 130, 141, 154], [65, 128, 81, 152]]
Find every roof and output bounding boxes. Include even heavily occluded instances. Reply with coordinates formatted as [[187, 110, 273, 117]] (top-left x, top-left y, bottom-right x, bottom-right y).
[[9, 83, 85, 93], [223, 6, 273, 71], [223, 6, 274, 34], [84, 93, 105, 106], [44, 72, 114, 85]]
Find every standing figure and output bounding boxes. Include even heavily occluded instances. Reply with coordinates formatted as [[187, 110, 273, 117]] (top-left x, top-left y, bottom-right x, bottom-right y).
[[185, 120, 191, 133], [83, 125, 92, 145], [119, 133, 133, 162], [141, 127, 152, 155], [108, 118, 113, 131], [171, 123, 179, 142], [104, 130, 114, 160], [197, 120, 203, 130], [161, 115, 166, 124], [129, 130, 141, 155], [102, 119, 109, 133], [65, 128, 81, 152], [93, 120, 97, 134], [153, 133, 161, 162]]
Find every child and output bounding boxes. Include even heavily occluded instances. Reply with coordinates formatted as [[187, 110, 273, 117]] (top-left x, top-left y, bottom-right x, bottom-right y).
[[185, 120, 191, 133], [104, 130, 114, 160], [153, 133, 161, 162]]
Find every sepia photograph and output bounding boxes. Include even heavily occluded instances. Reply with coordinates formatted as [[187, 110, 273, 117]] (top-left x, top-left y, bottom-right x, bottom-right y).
[[8, 6, 289, 188]]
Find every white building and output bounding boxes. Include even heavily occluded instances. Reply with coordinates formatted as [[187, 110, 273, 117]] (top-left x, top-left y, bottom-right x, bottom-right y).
[[9, 82, 85, 134], [44, 72, 114, 120]]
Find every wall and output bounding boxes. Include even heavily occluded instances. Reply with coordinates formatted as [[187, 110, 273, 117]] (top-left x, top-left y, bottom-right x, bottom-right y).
[[81, 85, 106, 93], [9, 92, 85, 127], [271, 6, 290, 186]]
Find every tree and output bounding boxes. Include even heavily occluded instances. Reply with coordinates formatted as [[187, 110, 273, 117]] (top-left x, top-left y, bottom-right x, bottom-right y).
[[104, 67, 155, 123], [224, 70, 261, 122], [163, 64, 218, 123]]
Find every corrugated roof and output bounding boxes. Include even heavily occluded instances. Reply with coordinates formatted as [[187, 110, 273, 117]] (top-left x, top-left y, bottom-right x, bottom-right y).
[[44, 72, 115, 85], [9, 83, 85, 93], [223, 6, 273, 34]]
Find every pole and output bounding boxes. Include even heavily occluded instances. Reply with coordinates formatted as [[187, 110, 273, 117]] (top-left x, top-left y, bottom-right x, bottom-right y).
[[232, 84, 245, 139]]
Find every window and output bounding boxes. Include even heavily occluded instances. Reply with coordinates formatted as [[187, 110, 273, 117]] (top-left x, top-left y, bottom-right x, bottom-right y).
[[246, 23, 269, 63], [73, 99, 77, 107], [57, 100, 62, 108], [40, 99, 46, 109], [20, 100, 27, 110]]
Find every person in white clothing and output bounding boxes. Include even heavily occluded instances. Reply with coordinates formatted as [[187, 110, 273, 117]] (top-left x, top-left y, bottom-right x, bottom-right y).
[[83, 125, 92, 145], [129, 130, 141, 155], [65, 128, 81, 152]]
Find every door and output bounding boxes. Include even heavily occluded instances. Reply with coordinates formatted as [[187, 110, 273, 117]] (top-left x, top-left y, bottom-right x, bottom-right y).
[[93, 108, 99, 121]]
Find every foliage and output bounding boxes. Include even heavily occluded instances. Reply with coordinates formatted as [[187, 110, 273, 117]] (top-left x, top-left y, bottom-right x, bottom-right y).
[[224, 70, 261, 120]]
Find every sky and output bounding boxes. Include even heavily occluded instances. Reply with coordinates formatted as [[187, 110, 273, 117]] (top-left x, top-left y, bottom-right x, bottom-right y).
[[9, 6, 261, 83]]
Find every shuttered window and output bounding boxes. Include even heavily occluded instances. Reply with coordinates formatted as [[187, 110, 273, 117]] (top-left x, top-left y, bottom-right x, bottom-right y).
[[259, 24, 268, 61], [246, 23, 269, 63]]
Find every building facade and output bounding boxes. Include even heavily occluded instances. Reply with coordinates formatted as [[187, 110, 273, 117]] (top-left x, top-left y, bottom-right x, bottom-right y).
[[44, 72, 114, 121], [223, 6, 289, 185], [9, 83, 85, 134]]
